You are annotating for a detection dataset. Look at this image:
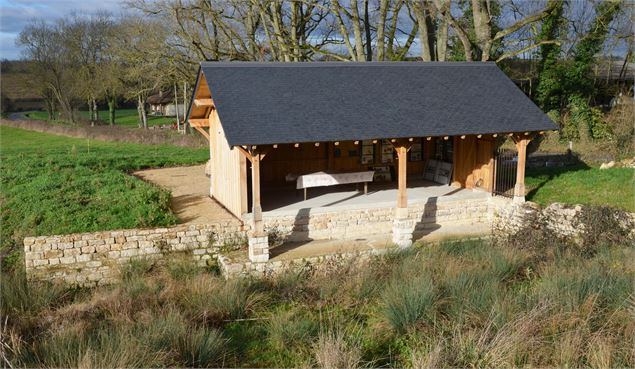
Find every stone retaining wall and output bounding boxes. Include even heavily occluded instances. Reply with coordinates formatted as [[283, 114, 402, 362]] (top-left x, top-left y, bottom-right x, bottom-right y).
[[251, 196, 492, 242], [490, 199, 635, 240], [23, 194, 499, 286], [218, 247, 388, 279], [24, 221, 247, 286]]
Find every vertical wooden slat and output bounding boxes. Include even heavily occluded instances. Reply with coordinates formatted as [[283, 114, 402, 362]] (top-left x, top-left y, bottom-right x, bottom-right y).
[[396, 146, 408, 208]]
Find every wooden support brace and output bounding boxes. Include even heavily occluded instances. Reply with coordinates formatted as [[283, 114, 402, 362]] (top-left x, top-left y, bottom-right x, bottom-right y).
[[193, 98, 214, 107], [193, 125, 210, 141]]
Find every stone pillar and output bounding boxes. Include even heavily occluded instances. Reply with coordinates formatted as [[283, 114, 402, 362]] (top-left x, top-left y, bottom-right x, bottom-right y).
[[393, 207, 414, 248], [513, 137, 530, 203], [248, 152, 269, 262], [248, 235, 269, 263], [392, 145, 413, 248]]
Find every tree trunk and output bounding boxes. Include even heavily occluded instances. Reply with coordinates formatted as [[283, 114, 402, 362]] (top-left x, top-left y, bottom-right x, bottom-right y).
[[174, 82, 180, 128], [93, 98, 98, 122], [471, 0, 493, 61], [88, 98, 94, 126], [436, 12, 449, 61], [108, 96, 116, 125], [350, 0, 366, 61], [363, 0, 373, 61], [413, 2, 432, 61], [376, 0, 390, 61], [137, 95, 144, 128], [140, 98, 148, 130]]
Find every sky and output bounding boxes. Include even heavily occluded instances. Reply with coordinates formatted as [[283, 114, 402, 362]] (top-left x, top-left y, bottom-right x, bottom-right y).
[[0, 0, 125, 60]]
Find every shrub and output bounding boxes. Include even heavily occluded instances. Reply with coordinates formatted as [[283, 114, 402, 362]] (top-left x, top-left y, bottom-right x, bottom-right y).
[[442, 268, 501, 319], [266, 308, 317, 352], [313, 328, 362, 369], [0, 269, 71, 319], [175, 326, 226, 367], [34, 325, 166, 368], [166, 256, 201, 281], [574, 205, 634, 256], [179, 276, 263, 323], [382, 273, 436, 333]]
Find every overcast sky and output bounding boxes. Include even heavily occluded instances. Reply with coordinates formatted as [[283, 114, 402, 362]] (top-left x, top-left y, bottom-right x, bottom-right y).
[[0, 0, 125, 60]]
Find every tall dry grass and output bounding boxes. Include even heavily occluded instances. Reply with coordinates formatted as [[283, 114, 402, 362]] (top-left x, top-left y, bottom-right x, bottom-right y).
[[1, 213, 633, 368]]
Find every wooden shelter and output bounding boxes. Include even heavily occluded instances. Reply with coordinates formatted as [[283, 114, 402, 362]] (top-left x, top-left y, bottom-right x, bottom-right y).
[[186, 62, 557, 262]]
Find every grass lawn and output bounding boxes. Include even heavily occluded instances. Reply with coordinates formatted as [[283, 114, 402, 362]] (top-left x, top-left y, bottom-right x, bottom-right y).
[[526, 165, 634, 212], [2, 236, 633, 368], [25, 108, 175, 127], [0, 126, 208, 267]]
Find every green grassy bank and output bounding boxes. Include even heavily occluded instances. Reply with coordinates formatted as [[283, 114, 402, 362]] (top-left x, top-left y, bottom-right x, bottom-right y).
[[0, 126, 208, 267], [25, 108, 175, 127], [526, 165, 634, 212]]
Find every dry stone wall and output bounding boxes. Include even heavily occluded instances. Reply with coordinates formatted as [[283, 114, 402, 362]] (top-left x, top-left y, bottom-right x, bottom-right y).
[[24, 221, 246, 286], [490, 199, 635, 240], [252, 196, 492, 242], [24, 195, 495, 286]]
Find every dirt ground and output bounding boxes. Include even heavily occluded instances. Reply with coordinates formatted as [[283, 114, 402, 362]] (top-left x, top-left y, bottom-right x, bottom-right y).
[[134, 165, 238, 225]]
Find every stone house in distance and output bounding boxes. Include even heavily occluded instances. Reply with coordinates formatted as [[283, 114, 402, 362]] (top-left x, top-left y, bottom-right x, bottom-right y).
[[186, 62, 557, 263]]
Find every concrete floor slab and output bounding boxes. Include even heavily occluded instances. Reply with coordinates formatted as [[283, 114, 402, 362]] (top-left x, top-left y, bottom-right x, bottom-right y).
[[261, 179, 490, 215]]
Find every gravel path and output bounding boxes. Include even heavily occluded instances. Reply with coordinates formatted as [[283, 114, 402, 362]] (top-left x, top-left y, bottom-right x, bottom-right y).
[[134, 165, 238, 225]]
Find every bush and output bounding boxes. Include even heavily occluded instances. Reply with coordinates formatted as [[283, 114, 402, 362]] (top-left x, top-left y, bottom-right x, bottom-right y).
[[178, 276, 263, 323], [574, 205, 634, 255], [266, 307, 318, 352], [313, 328, 362, 369], [382, 271, 436, 333]]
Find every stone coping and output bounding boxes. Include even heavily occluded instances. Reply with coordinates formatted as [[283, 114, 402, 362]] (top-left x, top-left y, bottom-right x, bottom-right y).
[[243, 189, 491, 219]]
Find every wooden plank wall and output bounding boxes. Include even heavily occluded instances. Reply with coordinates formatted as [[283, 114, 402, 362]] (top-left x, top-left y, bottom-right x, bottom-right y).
[[261, 139, 429, 186], [209, 109, 247, 217], [451, 136, 495, 191]]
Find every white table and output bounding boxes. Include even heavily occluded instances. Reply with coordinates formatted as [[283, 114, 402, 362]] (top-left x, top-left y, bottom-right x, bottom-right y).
[[296, 171, 375, 200]]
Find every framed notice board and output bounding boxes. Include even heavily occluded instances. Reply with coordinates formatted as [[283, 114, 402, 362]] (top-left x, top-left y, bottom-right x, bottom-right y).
[[361, 140, 374, 164], [381, 139, 394, 163], [410, 141, 422, 161]]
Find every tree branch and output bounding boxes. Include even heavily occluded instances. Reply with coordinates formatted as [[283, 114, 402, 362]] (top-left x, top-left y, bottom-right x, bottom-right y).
[[496, 40, 561, 62]]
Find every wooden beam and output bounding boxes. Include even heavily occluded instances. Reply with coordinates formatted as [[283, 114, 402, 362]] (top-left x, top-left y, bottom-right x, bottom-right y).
[[189, 118, 210, 127], [193, 98, 213, 107], [234, 145, 252, 161], [193, 125, 210, 141]]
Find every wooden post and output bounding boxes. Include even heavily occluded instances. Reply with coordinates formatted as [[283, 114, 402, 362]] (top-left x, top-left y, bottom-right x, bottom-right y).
[[392, 143, 412, 248], [251, 153, 264, 235], [513, 136, 531, 202], [396, 146, 408, 209]]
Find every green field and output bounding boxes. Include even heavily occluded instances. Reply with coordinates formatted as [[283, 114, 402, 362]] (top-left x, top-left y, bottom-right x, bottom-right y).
[[25, 108, 175, 127], [526, 165, 634, 212], [0, 126, 207, 267]]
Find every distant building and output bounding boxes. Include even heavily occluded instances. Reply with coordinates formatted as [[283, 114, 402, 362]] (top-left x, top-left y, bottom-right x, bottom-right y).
[[147, 91, 185, 117]]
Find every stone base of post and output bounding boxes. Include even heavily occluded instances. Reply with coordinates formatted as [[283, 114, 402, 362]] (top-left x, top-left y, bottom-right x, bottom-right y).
[[392, 207, 414, 249], [513, 183, 526, 203], [248, 234, 269, 263]]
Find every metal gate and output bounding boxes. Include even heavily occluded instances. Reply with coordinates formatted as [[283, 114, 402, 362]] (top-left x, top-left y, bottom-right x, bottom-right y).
[[492, 147, 517, 198]]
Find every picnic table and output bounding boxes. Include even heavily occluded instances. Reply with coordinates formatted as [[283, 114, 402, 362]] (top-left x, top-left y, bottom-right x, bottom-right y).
[[296, 171, 375, 200]]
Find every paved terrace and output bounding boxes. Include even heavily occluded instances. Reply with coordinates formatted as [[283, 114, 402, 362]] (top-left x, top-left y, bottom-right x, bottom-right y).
[[261, 179, 490, 215]]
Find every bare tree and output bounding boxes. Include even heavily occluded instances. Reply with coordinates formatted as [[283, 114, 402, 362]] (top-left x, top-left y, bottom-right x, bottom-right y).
[[17, 21, 77, 123], [113, 17, 167, 129]]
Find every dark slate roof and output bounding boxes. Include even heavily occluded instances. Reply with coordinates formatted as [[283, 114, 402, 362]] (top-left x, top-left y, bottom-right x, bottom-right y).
[[197, 62, 557, 146]]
